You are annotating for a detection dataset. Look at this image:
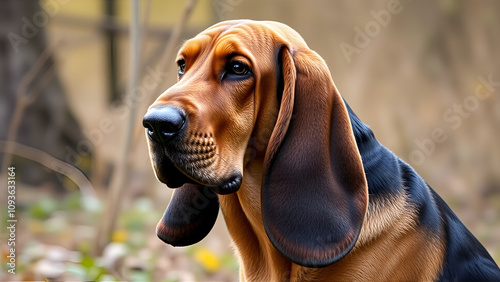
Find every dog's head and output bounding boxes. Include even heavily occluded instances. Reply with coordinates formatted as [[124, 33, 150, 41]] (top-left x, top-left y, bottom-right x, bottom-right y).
[[143, 20, 368, 267]]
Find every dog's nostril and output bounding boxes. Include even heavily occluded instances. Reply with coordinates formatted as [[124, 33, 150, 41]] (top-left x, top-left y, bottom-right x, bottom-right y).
[[143, 123, 155, 139], [142, 106, 186, 143]]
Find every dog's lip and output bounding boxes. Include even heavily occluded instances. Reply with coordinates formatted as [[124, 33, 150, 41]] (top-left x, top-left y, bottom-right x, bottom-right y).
[[156, 156, 197, 188], [156, 154, 242, 194]]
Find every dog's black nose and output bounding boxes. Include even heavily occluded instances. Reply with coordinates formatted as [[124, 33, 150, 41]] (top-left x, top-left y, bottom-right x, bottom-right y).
[[143, 106, 186, 143]]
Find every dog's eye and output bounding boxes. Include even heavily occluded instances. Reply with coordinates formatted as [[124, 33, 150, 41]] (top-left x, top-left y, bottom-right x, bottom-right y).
[[223, 61, 251, 81], [230, 61, 249, 76], [177, 59, 186, 76]]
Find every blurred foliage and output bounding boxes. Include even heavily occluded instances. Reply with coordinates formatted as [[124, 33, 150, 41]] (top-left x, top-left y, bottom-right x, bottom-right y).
[[0, 192, 238, 281]]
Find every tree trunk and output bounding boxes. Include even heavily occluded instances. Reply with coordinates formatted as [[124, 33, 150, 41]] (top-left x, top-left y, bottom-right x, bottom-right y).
[[0, 0, 89, 189]]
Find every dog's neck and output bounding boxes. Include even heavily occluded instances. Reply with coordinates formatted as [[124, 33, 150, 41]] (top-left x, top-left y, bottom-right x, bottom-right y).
[[219, 146, 301, 280], [344, 101, 403, 196]]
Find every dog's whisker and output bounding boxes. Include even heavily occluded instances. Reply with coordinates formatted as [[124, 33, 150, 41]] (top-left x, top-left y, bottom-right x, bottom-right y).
[[213, 151, 228, 165], [210, 140, 228, 165]]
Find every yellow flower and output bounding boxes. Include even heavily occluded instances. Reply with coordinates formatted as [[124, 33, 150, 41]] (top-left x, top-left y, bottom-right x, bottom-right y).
[[111, 230, 127, 243], [194, 247, 220, 273]]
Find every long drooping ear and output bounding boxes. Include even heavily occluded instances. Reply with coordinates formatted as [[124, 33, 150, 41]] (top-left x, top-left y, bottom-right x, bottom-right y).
[[262, 47, 368, 267], [156, 184, 219, 246]]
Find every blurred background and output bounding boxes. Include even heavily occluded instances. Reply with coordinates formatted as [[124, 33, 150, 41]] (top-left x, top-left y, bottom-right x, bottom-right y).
[[1, 0, 499, 281]]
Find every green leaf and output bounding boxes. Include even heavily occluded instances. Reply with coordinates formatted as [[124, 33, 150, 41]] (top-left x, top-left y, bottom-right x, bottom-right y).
[[80, 255, 95, 269], [28, 197, 58, 219]]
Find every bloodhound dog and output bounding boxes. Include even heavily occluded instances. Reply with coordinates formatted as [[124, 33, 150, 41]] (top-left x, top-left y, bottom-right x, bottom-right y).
[[143, 20, 500, 281]]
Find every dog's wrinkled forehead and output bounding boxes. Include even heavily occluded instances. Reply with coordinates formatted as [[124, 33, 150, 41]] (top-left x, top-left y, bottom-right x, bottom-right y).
[[179, 20, 309, 59]]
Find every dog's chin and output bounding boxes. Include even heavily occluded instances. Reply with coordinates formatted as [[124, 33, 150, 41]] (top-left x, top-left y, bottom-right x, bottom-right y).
[[155, 157, 242, 195]]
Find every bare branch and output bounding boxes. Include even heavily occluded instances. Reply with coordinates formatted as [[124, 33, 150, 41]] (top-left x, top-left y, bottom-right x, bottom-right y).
[[0, 140, 96, 198]]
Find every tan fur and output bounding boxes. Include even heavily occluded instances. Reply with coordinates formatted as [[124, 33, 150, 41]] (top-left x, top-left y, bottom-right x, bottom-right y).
[[356, 191, 418, 247]]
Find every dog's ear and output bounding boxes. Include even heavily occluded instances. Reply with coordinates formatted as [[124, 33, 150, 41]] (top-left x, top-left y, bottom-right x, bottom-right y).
[[262, 47, 368, 267], [156, 184, 219, 246]]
